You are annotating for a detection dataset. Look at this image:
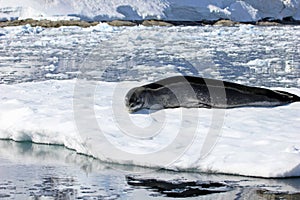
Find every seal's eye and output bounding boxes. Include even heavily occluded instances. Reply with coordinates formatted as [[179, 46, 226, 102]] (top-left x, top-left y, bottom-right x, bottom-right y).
[[135, 98, 141, 104]]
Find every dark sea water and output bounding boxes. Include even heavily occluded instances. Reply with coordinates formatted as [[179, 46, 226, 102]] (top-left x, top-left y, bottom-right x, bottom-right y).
[[0, 140, 300, 199]]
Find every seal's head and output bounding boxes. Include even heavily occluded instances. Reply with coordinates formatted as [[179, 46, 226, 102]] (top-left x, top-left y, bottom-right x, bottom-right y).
[[125, 87, 146, 113]]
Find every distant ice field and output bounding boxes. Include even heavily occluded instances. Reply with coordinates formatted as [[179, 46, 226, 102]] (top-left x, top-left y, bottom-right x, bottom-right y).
[[0, 24, 299, 178], [0, 24, 299, 87]]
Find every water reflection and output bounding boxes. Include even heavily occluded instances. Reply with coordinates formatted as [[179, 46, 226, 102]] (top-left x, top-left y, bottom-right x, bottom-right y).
[[0, 140, 300, 199]]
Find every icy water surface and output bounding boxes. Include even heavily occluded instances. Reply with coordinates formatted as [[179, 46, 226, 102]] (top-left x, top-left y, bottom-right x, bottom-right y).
[[0, 24, 299, 87]]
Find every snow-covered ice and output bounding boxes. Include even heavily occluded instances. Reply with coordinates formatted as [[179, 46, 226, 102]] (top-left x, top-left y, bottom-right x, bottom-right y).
[[0, 79, 299, 178]]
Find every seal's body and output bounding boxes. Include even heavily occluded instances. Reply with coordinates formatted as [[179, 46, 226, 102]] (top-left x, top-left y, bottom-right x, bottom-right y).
[[125, 76, 300, 112]]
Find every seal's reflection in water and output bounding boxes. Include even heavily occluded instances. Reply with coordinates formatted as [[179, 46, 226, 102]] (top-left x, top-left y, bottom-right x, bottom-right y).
[[0, 140, 300, 199]]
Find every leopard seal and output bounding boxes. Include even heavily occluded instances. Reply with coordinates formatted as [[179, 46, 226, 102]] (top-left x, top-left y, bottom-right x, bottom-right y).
[[125, 76, 300, 113]]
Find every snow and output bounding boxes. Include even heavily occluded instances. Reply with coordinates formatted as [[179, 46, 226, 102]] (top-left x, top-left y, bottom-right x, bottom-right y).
[[0, 79, 299, 178], [228, 1, 260, 22], [0, 0, 300, 22]]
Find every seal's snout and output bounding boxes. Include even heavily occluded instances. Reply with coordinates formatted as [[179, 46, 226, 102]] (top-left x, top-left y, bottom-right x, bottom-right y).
[[125, 87, 145, 113], [124, 95, 134, 112], [127, 98, 144, 113]]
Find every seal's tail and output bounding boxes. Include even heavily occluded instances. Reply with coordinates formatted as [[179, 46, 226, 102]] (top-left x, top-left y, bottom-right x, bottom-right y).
[[275, 90, 300, 102], [293, 94, 300, 102]]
